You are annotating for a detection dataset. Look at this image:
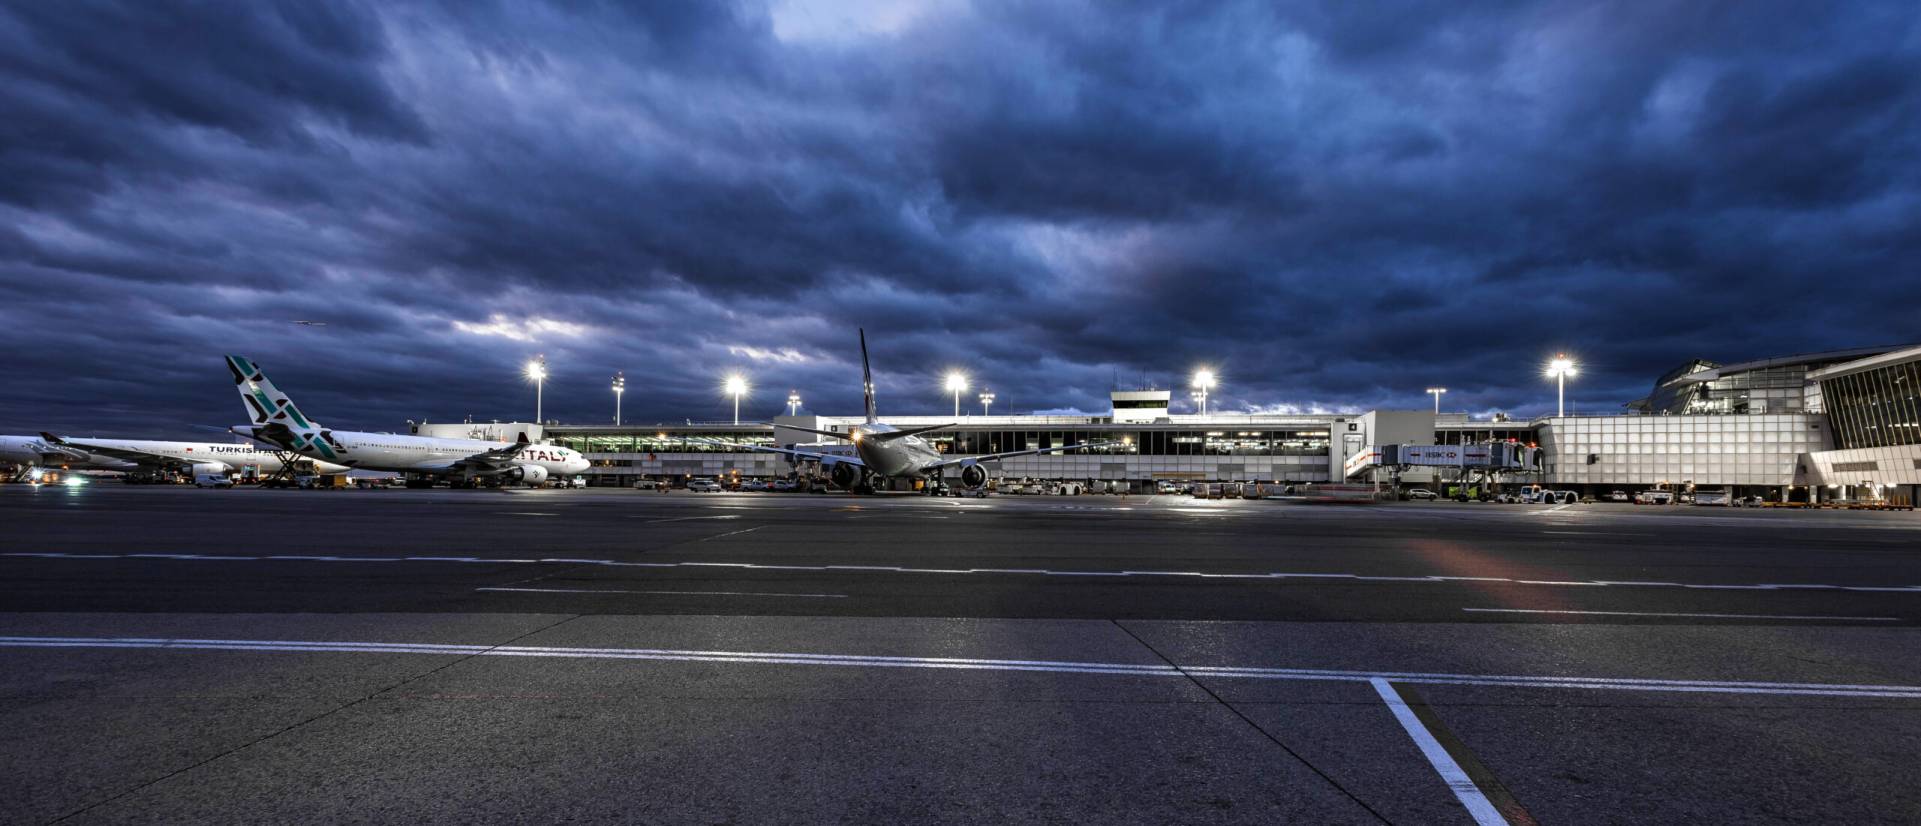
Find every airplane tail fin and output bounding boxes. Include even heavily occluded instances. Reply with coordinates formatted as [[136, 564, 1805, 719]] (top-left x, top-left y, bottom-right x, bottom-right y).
[[860, 328, 877, 424], [225, 355, 339, 460]]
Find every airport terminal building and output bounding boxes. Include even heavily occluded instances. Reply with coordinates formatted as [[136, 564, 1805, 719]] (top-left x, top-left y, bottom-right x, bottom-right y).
[[419, 344, 1921, 503]]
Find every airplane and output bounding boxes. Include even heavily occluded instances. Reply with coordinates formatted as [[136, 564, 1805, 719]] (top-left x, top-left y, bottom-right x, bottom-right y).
[[0, 434, 114, 481], [33, 434, 351, 486], [223, 355, 591, 487], [701, 330, 1108, 494], [1, 433, 347, 485]]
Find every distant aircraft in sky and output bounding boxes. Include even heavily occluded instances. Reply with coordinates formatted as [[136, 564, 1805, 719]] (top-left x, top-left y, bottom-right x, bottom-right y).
[[708, 329, 1106, 493], [224, 355, 589, 487]]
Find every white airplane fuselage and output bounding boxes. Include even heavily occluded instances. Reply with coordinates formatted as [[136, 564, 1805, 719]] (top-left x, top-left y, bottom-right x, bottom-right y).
[[250, 428, 590, 479], [850, 424, 946, 479], [2, 435, 340, 475], [65, 438, 349, 474], [0, 435, 107, 470]]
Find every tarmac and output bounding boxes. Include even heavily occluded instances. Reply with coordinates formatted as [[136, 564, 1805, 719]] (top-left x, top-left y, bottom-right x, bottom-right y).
[[4, 485, 1919, 824]]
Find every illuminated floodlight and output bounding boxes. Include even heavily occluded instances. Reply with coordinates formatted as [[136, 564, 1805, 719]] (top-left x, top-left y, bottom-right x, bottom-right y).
[[526, 355, 548, 424], [612, 372, 625, 426], [945, 372, 969, 417], [1191, 369, 1216, 415], [724, 374, 749, 424], [1545, 354, 1577, 416]]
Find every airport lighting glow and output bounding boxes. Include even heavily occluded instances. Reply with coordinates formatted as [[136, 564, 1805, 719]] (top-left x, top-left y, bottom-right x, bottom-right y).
[[978, 390, 995, 416], [945, 372, 968, 417], [612, 372, 625, 426], [787, 391, 802, 416], [1426, 387, 1447, 414], [526, 355, 547, 424], [724, 374, 749, 425], [1545, 354, 1577, 417], [1191, 369, 1216, 415]]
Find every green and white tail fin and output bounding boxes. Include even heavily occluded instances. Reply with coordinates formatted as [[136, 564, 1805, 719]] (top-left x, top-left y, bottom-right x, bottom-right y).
[[226, 355, 342, 461]]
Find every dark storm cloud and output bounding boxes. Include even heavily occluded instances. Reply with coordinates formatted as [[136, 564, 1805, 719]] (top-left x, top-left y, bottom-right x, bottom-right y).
[[0, 0, 1917, 435]]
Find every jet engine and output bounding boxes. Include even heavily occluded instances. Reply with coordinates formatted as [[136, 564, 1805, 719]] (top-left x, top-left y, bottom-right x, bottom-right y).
[[829, 462, 862, 490], [959, 463, 989, 490], [506, 464, 550, 486]]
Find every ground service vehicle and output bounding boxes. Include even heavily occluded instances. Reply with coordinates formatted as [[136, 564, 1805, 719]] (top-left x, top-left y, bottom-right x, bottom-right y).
[[1405, 488, 1438, 501], [688, 478, 722, 492]]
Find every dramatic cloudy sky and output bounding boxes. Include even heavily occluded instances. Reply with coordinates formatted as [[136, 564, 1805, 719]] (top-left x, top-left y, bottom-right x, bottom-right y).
[[3, 1, 1918, 435]]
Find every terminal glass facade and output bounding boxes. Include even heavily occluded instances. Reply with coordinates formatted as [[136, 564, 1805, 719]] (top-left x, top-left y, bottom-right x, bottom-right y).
[[1822, 362, 1921, 449], [1648, 362, 1818, 415], [943, 429, 1328, 457], [1539, 414, 1827, 489]]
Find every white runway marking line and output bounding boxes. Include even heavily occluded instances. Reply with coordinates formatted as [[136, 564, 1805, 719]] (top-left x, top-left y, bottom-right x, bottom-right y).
[[477, 586, 847, 599], [496, 512, 558, 517], [9, 552, 1921, 594], [642, 515, 742, 523], [1372, 678, 1507, 826], [3, 636, 1920, 699], [699, 526, 765, 541], [1464, 608, 1901, 621]]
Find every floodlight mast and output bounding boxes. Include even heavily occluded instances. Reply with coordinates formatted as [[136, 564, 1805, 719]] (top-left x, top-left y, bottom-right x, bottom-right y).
[[1545, 356, 1578, 417], [612, 372, 625, 426], [724, 374, 749, 425], [1192, 369, 1216, 415], [525, 355, 548, 424], [945, 372, 968, 418]]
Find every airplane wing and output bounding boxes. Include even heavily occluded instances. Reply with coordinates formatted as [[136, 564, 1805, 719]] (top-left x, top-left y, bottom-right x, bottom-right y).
[[922, 441, 1117, 472], [49, 436, 202, 471], [764, 423, 854, 441], [432, 434, 534, 473], [866, 423, 955, 441], [685, 439, 866, 467]]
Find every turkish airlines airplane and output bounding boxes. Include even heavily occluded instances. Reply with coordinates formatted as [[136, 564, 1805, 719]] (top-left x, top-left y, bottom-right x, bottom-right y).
[[224, 355, 590, 487], [2, 433, 346, 485]]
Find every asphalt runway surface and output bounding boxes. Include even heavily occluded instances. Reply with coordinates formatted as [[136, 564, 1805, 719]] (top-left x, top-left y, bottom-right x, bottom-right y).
[[4, 484, 1920, 824]]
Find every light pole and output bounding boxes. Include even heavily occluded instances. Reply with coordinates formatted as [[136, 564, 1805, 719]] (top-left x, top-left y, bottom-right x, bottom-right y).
[[612, 372, 625, 426], [787, 391, 802, 416], [724, 374, 748, 426], [1192, 369, 1216, 416], [1426, 387, 1447, 415], [525, 355, 547, 424], [945, 372, 968, 418], [1546, 355, 1577, 417], [979, 390, 995, 417]]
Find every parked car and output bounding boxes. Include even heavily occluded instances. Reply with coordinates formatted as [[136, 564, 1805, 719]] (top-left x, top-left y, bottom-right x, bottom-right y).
[[687, 478, 722, 492], [1608, 490, 1630, 502], [772, 479, 799, 492], [1633, 490, 1673, 505], [1404, 488, 1438, 501]]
